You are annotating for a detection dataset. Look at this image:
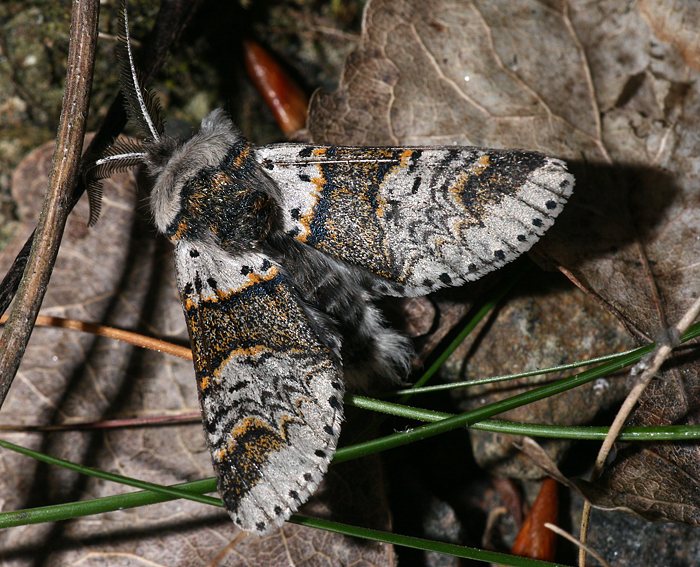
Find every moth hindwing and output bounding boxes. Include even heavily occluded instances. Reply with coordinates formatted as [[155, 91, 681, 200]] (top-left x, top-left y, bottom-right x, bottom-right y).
[[94, 0, 574, 535]]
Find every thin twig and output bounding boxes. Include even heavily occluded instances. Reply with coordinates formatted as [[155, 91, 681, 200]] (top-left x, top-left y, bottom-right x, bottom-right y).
[[0, 314, 192, 360], [577, 296, 700, 566], [544, 523, 610, 567], [0, 412, 200, 433], [0, 0, 100, 407], [0, 0, 200, 318]]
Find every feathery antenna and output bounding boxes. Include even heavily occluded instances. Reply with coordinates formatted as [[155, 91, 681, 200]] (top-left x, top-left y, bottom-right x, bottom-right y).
[[85, 138, 147, 226], [85, 0, 167, 226], [118, 0, 163, 142], [118, 0, 164, 141]]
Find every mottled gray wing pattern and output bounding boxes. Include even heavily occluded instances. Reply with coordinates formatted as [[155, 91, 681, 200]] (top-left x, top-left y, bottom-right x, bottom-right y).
[[173, 240, 344, 534], [256, 144, 574, 296]]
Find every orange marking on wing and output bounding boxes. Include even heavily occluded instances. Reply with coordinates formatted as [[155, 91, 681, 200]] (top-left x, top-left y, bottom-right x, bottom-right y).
[[233, 417, 269, 440], [448, 154, 490, 200], [294, 167, 325, 243], [218, 344, 268, 364], [199, 375, 210, 390], [189, 266, 281, 308], [278, 414, 301, 441], [399, 149, 414, 167], [447, 171, 471, 213], [246, 265, 279, 286], [213, 417, 286, 462], [212, 342, 306, 379], [171, 219, 188, 241], [233, 144, 252, 168], [375, 191, 388, 218], [474, 153, 490, 174]]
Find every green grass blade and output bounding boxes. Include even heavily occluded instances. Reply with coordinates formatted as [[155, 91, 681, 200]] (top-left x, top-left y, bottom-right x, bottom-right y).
[[337, 321, 700, 462], [394, 346, 641, 395], [293, 515, 570, 566], [0, 438, 220, 507], [0, 477, 218, 528], [404, 266, 525, 397], [347, 395, 700, 441]]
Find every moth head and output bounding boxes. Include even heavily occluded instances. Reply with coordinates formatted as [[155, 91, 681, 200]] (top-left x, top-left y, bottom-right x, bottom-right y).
[[147, 109, 244, 234]]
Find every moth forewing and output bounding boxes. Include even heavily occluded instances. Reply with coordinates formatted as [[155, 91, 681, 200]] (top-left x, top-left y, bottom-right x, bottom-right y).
[[174, 241, 343, 533], [255, 143, 574, 296]]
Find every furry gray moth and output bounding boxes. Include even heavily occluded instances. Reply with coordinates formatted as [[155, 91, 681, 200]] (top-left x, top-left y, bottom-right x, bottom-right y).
[[87, 3, 574, 534]]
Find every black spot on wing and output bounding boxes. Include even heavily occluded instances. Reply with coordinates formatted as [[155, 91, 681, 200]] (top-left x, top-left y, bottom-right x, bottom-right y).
[[204, 417, 217, 435], [408, 149, 422, 172], [411, 176, 422, 194], [228, 379, 250, 394]]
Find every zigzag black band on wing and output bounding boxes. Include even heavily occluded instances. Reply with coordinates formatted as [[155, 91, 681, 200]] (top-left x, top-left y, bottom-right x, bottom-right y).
[[304, 147, 414, 280]]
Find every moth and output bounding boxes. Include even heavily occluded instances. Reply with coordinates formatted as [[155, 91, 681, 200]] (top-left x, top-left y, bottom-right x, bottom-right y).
[[89, 4, 574, 534]]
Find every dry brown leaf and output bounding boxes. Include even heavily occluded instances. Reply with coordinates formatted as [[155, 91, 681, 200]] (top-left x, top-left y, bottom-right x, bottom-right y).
[[0, 140, 222, 565], [307, 0, 700, 536], [639, 0, 700, 71]]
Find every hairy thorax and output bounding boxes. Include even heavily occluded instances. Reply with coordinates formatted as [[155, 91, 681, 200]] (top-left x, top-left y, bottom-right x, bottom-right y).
[[148, 110, 283, 251]]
